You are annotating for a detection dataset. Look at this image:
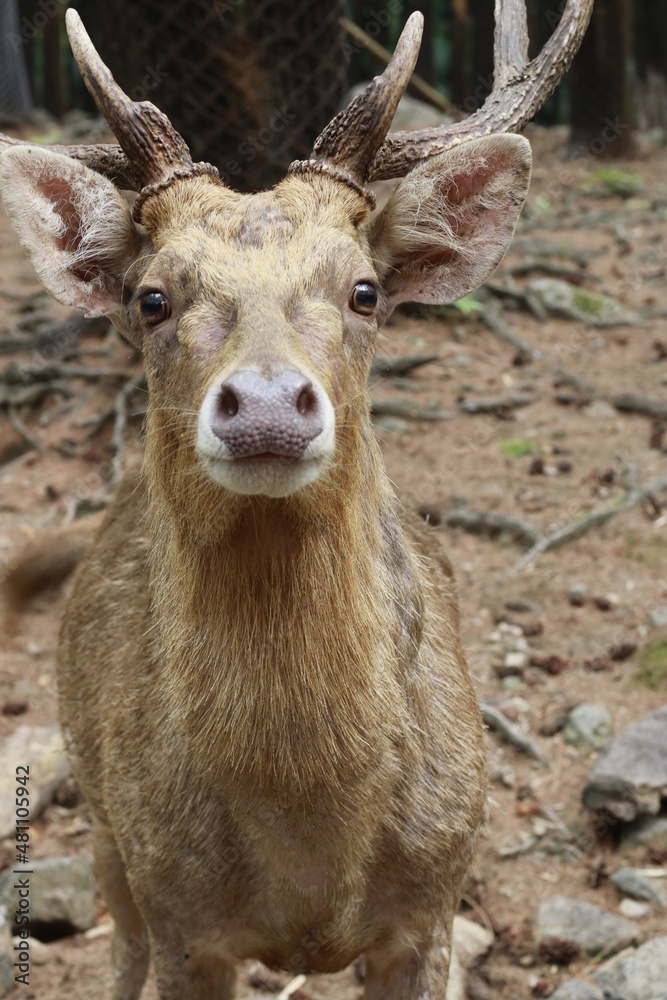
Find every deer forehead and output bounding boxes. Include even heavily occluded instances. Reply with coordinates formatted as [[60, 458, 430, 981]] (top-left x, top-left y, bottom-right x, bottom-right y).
[[140, 179, 376, 309]]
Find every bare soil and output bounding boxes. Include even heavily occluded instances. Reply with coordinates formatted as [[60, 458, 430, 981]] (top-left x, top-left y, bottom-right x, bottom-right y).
[[0, 127, 666, 1000]]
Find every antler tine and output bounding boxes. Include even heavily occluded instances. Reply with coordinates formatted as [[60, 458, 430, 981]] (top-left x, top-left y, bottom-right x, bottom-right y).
[[65, 9, 218, 207], [0, 133, 141, 191], [368, 0, 594, 183], [289, 12, 423, 203], [494, 0, 529, 89]]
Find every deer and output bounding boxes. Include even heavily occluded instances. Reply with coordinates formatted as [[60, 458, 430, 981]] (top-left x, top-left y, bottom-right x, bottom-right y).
[[0, 3, 592, 998]]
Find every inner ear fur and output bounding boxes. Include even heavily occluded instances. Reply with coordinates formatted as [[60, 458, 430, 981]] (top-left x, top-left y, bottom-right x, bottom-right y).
[[365, 134, 532, 308], [0, 146, 143, 318]]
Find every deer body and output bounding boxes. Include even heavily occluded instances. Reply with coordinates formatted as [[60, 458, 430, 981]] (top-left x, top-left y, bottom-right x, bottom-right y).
[[0, 5, 593, 996], [53, 176, 486, 997]]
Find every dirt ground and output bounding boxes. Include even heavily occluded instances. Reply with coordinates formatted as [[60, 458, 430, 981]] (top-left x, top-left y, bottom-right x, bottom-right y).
[[0, 126, 666, 1000]]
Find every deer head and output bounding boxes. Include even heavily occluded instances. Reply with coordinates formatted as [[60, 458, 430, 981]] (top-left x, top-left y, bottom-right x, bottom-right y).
[[0, 4, 592, 510]]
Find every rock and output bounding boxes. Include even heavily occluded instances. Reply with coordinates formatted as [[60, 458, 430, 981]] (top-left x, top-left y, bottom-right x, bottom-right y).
[[490, 764, 516, 788], [0, 725, 71, 838], [648, 607, 667, 630], [452, 916, 493, 964], [563, 704, 613, 749], [12, 934, 52, 966], [0, 910, 12, 997], [569, 584, 587, 607], [504, 651, 529, 670], [585, 400, 617, 420], [445, 917, 494, 1000], [583, 706, 667, 820], [550, 980, 602, 1000], [619, 899, 651, 919], [0, 856, 96, 938], [611, 867, 665, 907], [619, 816, 667, 851], [527, 279, 637, 327], [595, 937, 667, 1000], [534, 896, 640, 958]]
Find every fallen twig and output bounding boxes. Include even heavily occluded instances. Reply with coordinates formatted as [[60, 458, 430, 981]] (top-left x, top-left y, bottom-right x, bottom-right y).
[[610, 392, 667, 419], [7, 406, 41, 453], [458, 392, 535, 415], [0, 380, 73, 408], [0, 361, 124, 385], [553, 365, 595, 396], [480, 702, 549, 766], [371, 399, 453, 421], [371, 354, 438, 378], [109, 372, 147, 490], [513, 470, 667, 572], [478, 294, 541, 360], [444, 509, 542, 549]]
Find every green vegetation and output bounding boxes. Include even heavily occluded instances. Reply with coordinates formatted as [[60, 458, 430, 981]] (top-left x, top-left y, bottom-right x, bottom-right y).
[[581, 169, 644, 198], [636, 638, 667, 690], [499, 438, 534, 459]]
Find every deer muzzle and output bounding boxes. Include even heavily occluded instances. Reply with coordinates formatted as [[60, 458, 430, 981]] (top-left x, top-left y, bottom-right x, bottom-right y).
[[196, 369, 335, 497]]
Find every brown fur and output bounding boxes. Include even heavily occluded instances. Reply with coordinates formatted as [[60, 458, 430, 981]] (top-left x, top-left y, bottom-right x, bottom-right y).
[[0, 134, 534, 998]]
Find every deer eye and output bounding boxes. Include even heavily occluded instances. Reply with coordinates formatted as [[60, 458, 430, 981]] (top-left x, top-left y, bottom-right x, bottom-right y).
[[350, 282, 378, 316], [140, 291, 171, 324]]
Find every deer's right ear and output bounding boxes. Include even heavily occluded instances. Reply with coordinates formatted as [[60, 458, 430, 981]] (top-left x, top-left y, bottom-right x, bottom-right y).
[[0, 147, 143, 320]]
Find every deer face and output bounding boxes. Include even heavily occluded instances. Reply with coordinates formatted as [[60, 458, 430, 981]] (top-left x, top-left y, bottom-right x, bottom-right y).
[[0, 133, 531, 500], [0, 6, 550, 502]]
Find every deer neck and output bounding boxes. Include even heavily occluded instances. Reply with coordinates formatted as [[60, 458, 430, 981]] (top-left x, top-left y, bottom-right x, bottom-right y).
[[145, 417, 412, 794]]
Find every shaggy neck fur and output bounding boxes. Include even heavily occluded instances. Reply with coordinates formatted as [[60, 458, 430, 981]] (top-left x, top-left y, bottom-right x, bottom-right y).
[[145, 406, 414, 808]]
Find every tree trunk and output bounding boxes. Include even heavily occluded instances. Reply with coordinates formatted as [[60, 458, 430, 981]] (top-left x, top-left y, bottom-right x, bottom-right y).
[[634, 0, 667, 129], [467, 0, 494, 115], [569, 0, 637, 158], [0, 0, 33, 122], [43, 3, 65, 118], [450, 0, 469, 108]]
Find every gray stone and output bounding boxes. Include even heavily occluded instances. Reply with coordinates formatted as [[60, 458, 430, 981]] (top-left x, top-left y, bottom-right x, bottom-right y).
[[527, 279, 637, 328], [619, 898, 651, 918], [595, 937, 667, 1000], [648, 607, 667, 630], [550, 980, 602, 1000], [583, 705, 667, 821], [0, 725, 71, 838], [0, 910, 12, 997], [619, 816, 667, 850], [534, 896, 640, 958], [563, 704, 613, 749], [0, 856, 96, 938], [446, 916, 494, 1000], [611, 867, 665, 907]]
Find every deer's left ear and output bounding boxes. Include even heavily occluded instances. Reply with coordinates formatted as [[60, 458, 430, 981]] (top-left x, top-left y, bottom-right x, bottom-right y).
[[364, 134, 531, 311], [0, 146, 143, 320]]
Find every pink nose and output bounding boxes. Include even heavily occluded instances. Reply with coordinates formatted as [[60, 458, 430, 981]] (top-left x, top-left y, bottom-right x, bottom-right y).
[[209, 370, 324, 459]]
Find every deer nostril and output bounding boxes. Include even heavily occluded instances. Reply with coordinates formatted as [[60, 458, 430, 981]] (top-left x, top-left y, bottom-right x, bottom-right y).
[[219, 387, 239, 418], [296, 386, 317, 416]]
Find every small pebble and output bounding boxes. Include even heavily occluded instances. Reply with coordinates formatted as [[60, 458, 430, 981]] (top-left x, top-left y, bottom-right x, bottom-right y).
[[505, 651, 529, 670], [569, 584, 587, 607], [491, 765, 516, 788], [618, 898, 651, 919], [1, 700, 28, 717]]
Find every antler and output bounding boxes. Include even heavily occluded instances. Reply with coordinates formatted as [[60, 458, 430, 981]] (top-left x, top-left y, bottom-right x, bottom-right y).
[[295, 0, 594, 192], [288, 13, 423, 203], [0, 10, 219, 218]]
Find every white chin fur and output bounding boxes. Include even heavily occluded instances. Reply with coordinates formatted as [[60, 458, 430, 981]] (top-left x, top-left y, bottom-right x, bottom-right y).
[[196, 378, 335, 497], [200, 455, 328, 497]]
